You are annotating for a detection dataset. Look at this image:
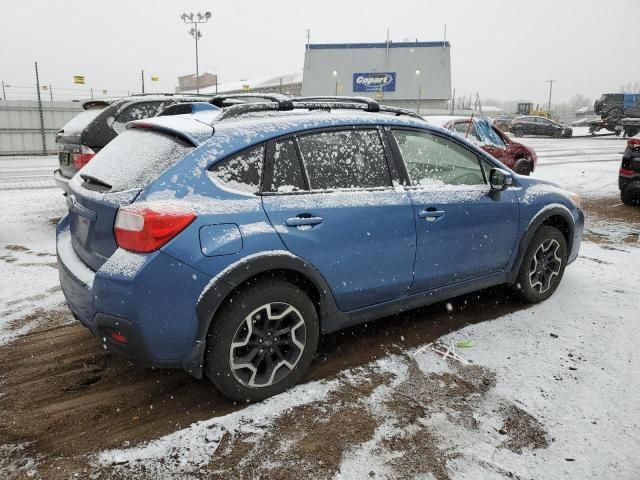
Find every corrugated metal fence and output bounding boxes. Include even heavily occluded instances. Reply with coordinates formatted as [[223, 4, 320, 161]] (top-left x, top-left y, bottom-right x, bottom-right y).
[[0, 101, 82, 155]]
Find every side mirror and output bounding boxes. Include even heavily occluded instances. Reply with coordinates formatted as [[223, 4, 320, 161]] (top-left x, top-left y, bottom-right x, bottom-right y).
[[489, 168, 513, 192]]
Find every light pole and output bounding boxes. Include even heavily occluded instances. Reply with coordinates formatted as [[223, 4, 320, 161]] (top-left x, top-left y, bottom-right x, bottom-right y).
[[332, 70, 338, 96], [180, 11, 212, 93], [415, 69, 422, 114], [546, 79, 555, 113]]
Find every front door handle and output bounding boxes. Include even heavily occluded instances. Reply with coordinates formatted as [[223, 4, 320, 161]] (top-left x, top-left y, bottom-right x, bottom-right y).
[[285, 216, 324, 227], [418, 208, 445, 221]]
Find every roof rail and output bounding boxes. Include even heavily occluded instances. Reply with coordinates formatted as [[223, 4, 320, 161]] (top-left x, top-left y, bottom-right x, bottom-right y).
[[129, 92, 213, 98], [213, 95, 424, 122]]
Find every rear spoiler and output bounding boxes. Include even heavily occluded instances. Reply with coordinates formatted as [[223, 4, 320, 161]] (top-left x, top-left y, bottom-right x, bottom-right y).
[[82, 100, 114, 110], [127, 117, 214, 147]]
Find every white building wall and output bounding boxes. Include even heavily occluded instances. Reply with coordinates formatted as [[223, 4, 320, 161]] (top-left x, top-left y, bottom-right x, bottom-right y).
[[302, 42, 451, 105]]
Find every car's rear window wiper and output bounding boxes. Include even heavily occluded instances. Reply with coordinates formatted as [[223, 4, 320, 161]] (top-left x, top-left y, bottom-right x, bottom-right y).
[[80, 174, 112, 192]]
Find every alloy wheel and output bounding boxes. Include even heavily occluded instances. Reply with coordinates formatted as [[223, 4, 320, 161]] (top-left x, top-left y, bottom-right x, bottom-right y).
[[528, 239, 562, 294], [229, 302, 306, 388]]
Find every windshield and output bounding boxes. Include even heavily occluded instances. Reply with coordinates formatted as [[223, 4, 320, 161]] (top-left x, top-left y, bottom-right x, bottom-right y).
[[77, 129, 193, 192], [475, 119, 505, 148]]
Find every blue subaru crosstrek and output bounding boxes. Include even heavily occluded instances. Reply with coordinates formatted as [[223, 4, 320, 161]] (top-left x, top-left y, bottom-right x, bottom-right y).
[[56, 95, 584, 401]]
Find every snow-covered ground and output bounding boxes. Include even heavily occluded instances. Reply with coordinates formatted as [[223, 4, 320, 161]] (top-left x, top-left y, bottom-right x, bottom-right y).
[[0, 136, 638, 479], [0, 156, 67, 345]]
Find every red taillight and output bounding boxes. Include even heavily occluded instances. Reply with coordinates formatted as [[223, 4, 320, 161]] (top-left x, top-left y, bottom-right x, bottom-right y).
[[72, 145, 96, 169], [628, 137, 640, 150], [620, 167, 636, 177], [110, 331, 128, 344], [114, 203, 196, 253]]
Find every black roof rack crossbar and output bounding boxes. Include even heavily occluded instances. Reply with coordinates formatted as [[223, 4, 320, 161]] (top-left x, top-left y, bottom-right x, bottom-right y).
[[212, 96, 424, 122], [296, 96, 381, 112], [209, 93, 293, 108]]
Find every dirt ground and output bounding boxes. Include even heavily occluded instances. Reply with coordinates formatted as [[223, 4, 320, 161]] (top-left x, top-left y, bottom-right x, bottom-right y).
[[0, 196, 637, 479]]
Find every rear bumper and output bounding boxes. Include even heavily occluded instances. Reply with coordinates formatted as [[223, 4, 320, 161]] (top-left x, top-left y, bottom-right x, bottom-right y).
[[54, 169, 71, 193], [56, 216, 211, 374]]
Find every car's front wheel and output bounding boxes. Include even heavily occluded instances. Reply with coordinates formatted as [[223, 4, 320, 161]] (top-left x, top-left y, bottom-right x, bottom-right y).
[[513, 158, 532, 176], [514, 226, 567, 303], [204, 278, 319, 402]]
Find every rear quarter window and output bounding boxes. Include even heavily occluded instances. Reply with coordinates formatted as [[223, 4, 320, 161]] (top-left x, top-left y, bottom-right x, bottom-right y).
[[78, 129, 193, 192], [207, 145, 264, 195]]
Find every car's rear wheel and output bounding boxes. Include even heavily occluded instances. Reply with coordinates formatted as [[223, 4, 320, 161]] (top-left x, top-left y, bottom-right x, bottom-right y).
[[621, 181, 640, 206], [204, 278, 319, 402], [513, 226, 567, 303]]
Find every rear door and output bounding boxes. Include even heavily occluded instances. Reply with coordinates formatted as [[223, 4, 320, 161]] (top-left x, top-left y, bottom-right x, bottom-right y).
[[389, 128, 519, 293], [67, 128, 194, 270], [261, 127, 416, 312]]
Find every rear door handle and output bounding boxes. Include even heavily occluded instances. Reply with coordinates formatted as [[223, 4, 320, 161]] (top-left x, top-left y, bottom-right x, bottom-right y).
[[418, 208, 445, 221], [285, 216, 324, 227]]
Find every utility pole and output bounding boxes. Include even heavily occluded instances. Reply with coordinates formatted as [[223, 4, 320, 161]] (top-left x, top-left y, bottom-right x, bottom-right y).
[[180, 12, 212, 93], [1, 81, 5, 100], [141, 70, 145, 94], [34, 62, 47, 156], [49, 85, 53, 101], [546, 79, 555, 112]]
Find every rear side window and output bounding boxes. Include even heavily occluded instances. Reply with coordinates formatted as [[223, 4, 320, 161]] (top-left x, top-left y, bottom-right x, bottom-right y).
[[208, 145, 264, 194], [113, 102, 163, 133], [297, 129, 391, 190], [267, 139, 305, 193], [78, 129, 193, 192]]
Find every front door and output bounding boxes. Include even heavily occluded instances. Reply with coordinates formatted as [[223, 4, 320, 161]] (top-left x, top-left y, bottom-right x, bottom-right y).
[[261, 128, 417, 312], [389, 128, 520, 293]]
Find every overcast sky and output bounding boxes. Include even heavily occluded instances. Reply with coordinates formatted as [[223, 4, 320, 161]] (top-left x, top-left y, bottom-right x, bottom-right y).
[[1, 0, 638, 105]]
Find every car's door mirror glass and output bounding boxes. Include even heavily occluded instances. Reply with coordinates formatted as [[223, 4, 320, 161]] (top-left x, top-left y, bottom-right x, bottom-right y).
[[489, 168, 513, 191]]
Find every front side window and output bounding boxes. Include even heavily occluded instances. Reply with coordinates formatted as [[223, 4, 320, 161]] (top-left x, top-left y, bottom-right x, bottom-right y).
[[392, 130, 486, 187], [208, 144, 264, 194], [297, 129, 391, 190]]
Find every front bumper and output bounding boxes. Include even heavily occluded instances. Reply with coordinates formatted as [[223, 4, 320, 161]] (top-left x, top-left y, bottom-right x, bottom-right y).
[[54, 169, 71, 194]]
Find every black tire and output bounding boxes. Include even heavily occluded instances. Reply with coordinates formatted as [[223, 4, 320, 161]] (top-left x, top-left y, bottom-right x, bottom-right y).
[[513, 158, 532, 176], [512, 128, 523, 137], [204, 278, 319, 402], [621, 182, 640, 206], [513, 226, 568, 303]]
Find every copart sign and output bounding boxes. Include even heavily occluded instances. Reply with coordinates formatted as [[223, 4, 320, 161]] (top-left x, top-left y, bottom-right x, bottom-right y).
[[352, 72, 396, 92]]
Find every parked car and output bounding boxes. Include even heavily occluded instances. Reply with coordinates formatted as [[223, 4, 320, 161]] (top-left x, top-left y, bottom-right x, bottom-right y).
[[425, 116, 538, 175], [619, 132, 640, 205], [493, 115, 516, 132], [56, 96, 584, 401], [510, 116, 573, 138], [54, 94, 214, 193]]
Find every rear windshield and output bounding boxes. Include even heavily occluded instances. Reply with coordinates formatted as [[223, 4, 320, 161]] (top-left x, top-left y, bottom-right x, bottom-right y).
[[78, 129, 193, 192], [61, 107, 106, 136]]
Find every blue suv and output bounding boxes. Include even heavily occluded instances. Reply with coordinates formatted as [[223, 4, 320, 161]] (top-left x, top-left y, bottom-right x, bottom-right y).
[[56, 95, 584, 401]]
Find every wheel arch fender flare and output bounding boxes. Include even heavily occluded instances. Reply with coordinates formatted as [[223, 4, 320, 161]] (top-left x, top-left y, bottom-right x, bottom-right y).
[[508, 204, 576, 284], [184, 250, 339, 378]]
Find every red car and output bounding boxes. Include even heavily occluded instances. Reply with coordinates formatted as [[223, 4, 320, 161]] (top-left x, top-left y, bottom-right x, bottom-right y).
[[424, 116, 538, 175]]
